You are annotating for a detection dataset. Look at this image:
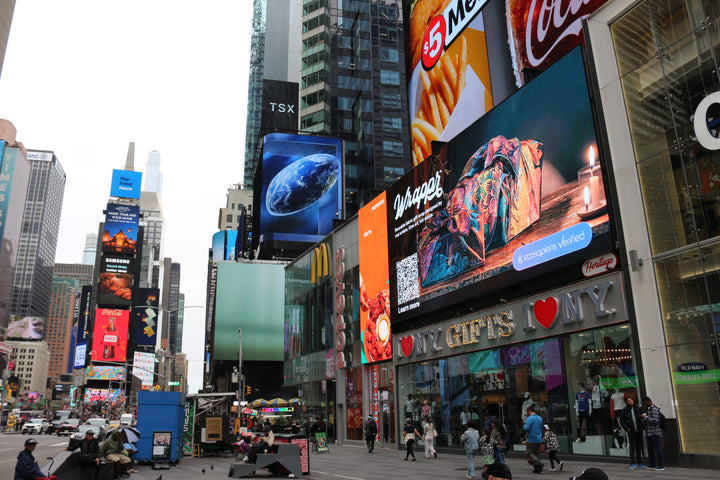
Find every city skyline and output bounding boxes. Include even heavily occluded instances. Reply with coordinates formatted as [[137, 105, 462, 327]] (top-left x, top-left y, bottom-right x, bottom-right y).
[[0, 1, 254, 393]]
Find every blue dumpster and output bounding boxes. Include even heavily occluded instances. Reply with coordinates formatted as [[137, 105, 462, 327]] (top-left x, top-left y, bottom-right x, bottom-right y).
[[135, 391, 185, 463]]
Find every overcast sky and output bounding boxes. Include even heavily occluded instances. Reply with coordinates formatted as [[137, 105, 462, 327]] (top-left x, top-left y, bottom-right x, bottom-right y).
[[0, 1, 254, 393]]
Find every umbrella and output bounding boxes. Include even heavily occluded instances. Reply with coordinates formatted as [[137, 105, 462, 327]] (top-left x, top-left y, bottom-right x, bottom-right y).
[[107, 426, 141, 443], [268, 398, 287, 407], [249, 398, 268, 408], [288, 398, 302, 406]]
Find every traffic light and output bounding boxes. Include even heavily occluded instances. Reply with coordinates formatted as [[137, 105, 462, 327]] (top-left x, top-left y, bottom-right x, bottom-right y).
[[245, 385, 251, 396]]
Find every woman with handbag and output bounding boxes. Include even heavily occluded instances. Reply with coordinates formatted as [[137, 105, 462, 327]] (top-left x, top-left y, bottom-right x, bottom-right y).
[[402, 418, 421, 461], [423, 416, 438, 459]]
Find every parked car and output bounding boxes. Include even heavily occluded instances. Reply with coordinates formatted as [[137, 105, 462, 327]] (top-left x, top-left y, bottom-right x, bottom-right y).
[[48, 410, 78, 434], [21, 418, 50, 435], [56, 418, 80, 436], [70, 423, 106, 442]]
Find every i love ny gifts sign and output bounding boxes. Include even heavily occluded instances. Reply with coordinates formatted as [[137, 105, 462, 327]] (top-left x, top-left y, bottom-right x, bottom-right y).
[[393, 271, 628, 365]]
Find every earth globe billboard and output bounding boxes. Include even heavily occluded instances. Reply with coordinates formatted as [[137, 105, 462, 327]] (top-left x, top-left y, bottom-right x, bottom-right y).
[[259, 133, 343, 245]]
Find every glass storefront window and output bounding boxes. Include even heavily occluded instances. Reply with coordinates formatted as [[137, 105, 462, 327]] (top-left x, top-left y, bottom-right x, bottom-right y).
[[346, 366, 363, 440], [613, 0, 720, 456]]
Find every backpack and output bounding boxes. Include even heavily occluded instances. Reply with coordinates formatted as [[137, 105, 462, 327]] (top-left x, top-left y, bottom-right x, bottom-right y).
[[658, 409, 667, 430]]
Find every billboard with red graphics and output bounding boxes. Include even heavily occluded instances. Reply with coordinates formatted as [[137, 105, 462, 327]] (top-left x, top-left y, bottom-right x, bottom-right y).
[[91, 309, 129, 362]]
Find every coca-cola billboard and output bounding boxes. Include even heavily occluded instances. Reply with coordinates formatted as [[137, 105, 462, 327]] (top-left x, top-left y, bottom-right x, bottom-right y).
[[506, 0, 610, 86], [91, 309, 129, 363]]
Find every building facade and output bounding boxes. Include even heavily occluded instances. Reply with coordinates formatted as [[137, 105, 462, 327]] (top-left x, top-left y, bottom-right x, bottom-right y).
[[82, 233, 97, 265], [160, 258, 181, 354], [46, 278, 77, 378], [10, 150, 66, 319], [7, 339, 50, 396], [282, 0, 720, 467], [144, 150, 163, 199], [139, 191, 164, 289]]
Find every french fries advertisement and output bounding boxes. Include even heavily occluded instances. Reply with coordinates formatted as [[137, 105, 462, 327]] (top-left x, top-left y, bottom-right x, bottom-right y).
[[407, 0, 493, 166]]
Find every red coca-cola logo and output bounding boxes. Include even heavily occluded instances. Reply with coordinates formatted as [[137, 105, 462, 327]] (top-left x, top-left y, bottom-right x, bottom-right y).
[[582, 253, 618, 277], [524, 0, 608, 69]]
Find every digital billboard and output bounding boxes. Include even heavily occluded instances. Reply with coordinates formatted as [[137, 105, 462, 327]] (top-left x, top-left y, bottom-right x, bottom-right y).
[[110, 169, 142, 199], [261, 79, 299, 133], [91, 309, 129, 362], [133, 288, 159, 346], [97, 272, 133, 307], [87, 366, 126, 380], [504, 0, 609, 87], [258, 133, 343, 246], [7, 315, 43, 340], [133, 351, 155, 390], [405, 0, 493, 166], [73, 285, 92, 369], [212, 231, 225, 261], [388, 47, 612, 324], [101, 255, 134, 274], [84, 388, 124, 406], [358, 192, 392, 364], [103, 203, 139, 255], [213, 262, 285, 361]]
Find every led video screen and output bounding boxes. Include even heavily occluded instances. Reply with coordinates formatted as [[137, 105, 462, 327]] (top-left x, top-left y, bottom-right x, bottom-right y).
[[97, 272, 133, 307], [102, 203, 139, 255], [258, 133, 343, 245], [134, 288, 159, 346], [388, 47, 612, 324], [91, 309, 129, 362], [7, 315, 43, 340], [110, 169, 142, 199], [87, 366, 126, 380]]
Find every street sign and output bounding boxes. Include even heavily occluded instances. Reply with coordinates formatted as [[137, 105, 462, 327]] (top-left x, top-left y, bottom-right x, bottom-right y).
[[168, 381, 180, 386]]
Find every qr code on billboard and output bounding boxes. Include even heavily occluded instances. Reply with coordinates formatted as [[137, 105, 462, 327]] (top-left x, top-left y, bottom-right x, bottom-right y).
[[396, 253, 420, 305]]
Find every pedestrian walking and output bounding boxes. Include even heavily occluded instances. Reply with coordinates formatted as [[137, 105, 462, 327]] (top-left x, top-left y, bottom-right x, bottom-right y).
[[461, 421, 480, 480], [364, 414, 378, 453], [619, 396, 645, 469], [523, 405, 544, 474], [542, 424, 563, 472], [402, 418, 421, 461], [490, 421, 506, 464], [14, 439, 57, 480], [478, 429, 496, 467], [641, 396, 664, 471], [422, 416, 437, 458]]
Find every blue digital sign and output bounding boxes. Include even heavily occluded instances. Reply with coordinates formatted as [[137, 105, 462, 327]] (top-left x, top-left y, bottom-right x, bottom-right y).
[[110, 169, 142, 199]]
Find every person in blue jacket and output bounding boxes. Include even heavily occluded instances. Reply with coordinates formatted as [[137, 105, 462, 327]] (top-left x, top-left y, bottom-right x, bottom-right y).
[[15, 439, 57, 480], [523, 405, 544, 474]]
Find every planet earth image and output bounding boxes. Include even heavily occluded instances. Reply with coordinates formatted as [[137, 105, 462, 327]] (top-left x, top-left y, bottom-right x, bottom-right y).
[[265, 153, 340, 216]]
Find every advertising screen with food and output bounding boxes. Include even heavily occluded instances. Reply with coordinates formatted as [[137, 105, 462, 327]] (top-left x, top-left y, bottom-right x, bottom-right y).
[[388, 47, 613, 324], [91, 308, 129, 362], [358, 192, 392, 364], [258, 133, 343, 245], [406, 0, 493, 166], [102, 203, 139, 255]]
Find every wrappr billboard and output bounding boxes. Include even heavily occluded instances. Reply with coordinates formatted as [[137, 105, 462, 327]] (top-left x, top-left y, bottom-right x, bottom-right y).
[[213, 262, 284, 361], [258, 133, 343, 246], [358, 192, 392, 364], [110, 169, 142, 199], [103, 203, 139, 255], [91, 309, 129, 362], [133, 352, 155, 390], [388, 48, 612, 324], [134, 288, 159, 346]]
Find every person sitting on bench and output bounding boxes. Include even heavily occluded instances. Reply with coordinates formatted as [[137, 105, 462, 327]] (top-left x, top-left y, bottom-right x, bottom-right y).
[[243, 425, 275, 464], [67, 430, 100, 466]]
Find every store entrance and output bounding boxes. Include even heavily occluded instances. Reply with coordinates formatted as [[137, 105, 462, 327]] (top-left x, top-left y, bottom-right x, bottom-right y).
[[367, 362, 395, 446]]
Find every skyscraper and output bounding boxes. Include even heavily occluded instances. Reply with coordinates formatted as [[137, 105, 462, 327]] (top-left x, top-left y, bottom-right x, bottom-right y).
[[0, 1, 16, 80], [299, 0, 411, 216], [138, 191, 164, 289], [242, 0, 302, 189], [160, 258, 181, 354], [82, 233, 97, 265], [144, 150, 163, 199], [10, 150, 66, 319], [46, 278, 77, 378]]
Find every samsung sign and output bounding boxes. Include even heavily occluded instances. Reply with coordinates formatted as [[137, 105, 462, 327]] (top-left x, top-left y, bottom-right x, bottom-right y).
[[110, 169, 142, 199]]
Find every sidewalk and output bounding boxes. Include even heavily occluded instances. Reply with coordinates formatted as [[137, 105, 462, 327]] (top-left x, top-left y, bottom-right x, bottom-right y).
[[128, 443, 720, 480]]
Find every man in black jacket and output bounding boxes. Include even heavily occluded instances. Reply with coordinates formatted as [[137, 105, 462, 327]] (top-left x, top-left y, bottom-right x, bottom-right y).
[[68, 430, 100, 466], [364, 415, 378, 453], [619, 397, 645, 469], [14, 439, 57, 480]]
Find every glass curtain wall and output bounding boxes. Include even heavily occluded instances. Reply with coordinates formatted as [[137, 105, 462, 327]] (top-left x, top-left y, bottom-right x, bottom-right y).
[[611, 0, 720, 455]]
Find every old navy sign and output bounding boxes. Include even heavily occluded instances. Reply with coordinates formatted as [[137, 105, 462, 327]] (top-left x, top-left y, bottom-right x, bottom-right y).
[[394, 271, 626, 365]]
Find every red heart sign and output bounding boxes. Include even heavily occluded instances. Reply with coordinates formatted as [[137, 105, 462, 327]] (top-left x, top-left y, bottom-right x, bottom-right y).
[[533, 297, 558, 329], [400, 336, 414, 357]]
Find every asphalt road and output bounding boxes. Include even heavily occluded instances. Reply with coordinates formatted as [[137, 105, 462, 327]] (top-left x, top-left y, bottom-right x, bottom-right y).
[[0, 431, 72, 480]]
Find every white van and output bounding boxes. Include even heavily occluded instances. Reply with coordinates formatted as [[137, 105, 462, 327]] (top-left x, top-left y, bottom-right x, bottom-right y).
[[120, 413, 134, 426]]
